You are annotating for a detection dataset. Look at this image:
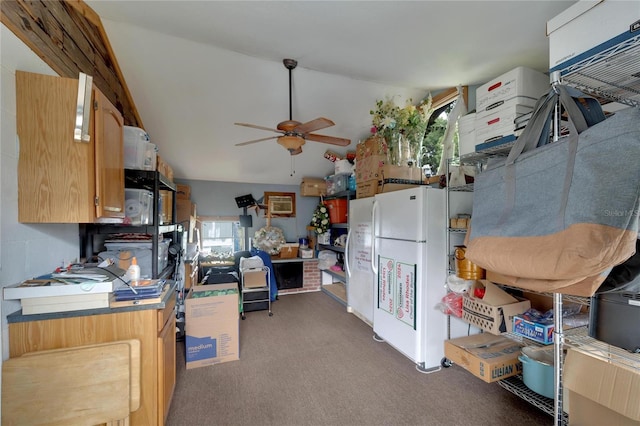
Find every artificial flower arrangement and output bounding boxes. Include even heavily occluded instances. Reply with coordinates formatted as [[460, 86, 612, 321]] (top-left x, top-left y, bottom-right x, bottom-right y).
[[370, 94, 434, 166], [310, 202, 330, 235], [253, 226, 286, 255]]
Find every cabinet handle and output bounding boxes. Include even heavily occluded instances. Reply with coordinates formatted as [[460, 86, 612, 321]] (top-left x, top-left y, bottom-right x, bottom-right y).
[[103, 206, 122, 212], [74, 73, 93, 143]]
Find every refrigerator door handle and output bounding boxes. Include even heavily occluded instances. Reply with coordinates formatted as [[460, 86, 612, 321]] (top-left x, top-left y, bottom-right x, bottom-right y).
[[371, 199, 379, 274], [345, 228, 352, 277]]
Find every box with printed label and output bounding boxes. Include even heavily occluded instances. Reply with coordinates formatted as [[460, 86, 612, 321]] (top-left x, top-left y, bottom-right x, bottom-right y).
[[475, 103, 535, 145], [512, 314, 554, 345], [444, 334, 524, 383], [475, 66, 549, 113], [547, 1, 640, 71], [185, 283, 239, 369]]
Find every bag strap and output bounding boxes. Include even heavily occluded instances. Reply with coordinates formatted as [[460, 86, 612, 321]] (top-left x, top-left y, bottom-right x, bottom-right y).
[[497, 85, 605, 229]]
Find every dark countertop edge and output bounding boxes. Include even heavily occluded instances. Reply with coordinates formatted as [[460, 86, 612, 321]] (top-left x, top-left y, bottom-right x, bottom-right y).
[[271, 257, 319, 264], [7, 281, 177, 324]]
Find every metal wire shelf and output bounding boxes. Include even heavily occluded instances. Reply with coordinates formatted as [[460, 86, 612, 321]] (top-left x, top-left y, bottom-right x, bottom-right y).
[[556, 33, 640, 107]]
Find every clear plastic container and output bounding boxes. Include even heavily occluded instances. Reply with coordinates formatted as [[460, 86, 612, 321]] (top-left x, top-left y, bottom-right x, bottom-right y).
[[125, 188, 153, 225]]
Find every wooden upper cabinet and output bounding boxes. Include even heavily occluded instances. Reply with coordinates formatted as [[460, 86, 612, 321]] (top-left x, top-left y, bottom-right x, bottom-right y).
[[16, 71, 125, 223]]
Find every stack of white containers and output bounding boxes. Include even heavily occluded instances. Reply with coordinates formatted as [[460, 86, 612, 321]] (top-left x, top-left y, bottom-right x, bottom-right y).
[[474, 66, 550, 152], [123, 126, 157, 225], [458, 112, 476, 157], [123, 126, 157, 171]]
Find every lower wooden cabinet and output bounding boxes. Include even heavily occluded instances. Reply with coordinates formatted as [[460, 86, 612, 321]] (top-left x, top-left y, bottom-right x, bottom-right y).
[[8, 296, 177, 425]]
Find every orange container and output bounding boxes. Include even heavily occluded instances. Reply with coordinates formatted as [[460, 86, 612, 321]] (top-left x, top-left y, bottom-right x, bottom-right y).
[[324, 199, 348, 224]]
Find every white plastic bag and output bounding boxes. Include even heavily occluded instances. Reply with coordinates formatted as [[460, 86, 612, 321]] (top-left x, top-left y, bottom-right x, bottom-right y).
[[318, 250, 338, 270]]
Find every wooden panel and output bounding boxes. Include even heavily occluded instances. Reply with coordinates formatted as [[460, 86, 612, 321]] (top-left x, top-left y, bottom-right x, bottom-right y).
[[8, 310, 159, 426], [0, 0, 142, 127], [157, 293, 177, 333], [16, 71, 95, 223], [158, 315, 176, 424], [2, 341, 131, 425], [21, 339, 142, 412], [94, 87, 125, 219]]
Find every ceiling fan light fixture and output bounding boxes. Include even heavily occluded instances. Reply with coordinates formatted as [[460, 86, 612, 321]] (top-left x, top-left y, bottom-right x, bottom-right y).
[[277, 134, 305, 152]]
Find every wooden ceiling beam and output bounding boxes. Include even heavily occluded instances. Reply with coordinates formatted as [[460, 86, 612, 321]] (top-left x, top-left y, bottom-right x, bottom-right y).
[[1, 0, 143, 128]]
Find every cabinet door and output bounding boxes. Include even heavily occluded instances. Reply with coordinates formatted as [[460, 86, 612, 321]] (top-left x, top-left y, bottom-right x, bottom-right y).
[[17, 71, 95, 222], [158, 314, 176, 424], [93, 88, 125, 220]]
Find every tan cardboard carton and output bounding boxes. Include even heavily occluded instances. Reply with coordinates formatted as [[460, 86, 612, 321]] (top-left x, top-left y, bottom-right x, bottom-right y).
[[185, 283, 239, 369], [461, 280, 531, 334], [564, 347, 640, 425], [444, 334, 524, 383]]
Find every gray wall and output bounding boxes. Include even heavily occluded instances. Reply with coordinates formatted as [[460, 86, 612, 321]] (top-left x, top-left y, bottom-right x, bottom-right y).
[[176, 178, 323, 244]]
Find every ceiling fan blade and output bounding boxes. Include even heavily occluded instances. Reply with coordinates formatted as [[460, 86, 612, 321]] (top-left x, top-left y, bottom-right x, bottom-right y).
[[234, 122, 284, 133], [235, 136, 278, 146], [306, 133, 351, 147], [293, 117, 334, 134]]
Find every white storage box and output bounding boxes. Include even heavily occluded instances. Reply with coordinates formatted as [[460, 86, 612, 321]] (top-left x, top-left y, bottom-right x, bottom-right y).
[[547, 1, 640, 71], [100, 239, 170, 278], [475, 66, 549, 112], [124, 126, 156, 171], [125, 188, 153, 225], [475, 103, 534, 145], [125, 140, 157, 171], [123, 125, 150, 143], [458, 113, 476, 157]]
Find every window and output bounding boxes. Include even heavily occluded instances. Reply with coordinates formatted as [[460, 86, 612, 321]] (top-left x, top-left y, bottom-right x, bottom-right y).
[[199, 216, 246, 261], [422, 86, 468, 176]]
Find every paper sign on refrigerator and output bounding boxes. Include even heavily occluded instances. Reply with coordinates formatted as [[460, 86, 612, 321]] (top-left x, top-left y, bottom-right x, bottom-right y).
[[378, 256, 394, 314], [395, 262, 416, 329]]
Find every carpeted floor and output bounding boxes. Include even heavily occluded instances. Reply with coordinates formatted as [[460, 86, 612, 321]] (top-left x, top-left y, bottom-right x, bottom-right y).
[[167, 291, 551, 426]]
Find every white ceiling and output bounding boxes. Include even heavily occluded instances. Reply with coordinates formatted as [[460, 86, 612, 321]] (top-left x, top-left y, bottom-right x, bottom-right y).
[[85, 0, 576, 185]]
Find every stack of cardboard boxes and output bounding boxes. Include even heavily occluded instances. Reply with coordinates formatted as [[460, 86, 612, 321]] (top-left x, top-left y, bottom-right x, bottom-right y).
[[354, 135, 428, 199]]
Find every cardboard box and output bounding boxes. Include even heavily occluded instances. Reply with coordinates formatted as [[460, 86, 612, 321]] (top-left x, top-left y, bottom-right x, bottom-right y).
[[564, 347, 640, 425], [380, 164, 425, 182], [176, 184, 191, 200], [242, 268, 268, 288], [177, 199, 196, 224], [443, 334, 524, 383], [547, 1, 640, 71], [356, 134, 387, 159], [185, 283, 239, 369], [356, 179, 381, 199], [300, 177, 327, 197], [461, 280, 531, 334], [355, 155, 386, 183], [512, 314, 554, 345]]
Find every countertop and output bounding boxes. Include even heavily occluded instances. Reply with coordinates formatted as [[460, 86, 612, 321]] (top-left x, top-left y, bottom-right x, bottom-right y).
[[7, 280, 177, 324]]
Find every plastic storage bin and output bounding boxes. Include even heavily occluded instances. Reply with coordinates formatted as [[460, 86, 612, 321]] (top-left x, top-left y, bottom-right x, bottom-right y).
[[100, 239, 170, 278], [325, 174, 349, 195], [324, 198, 347, 224], [124, 126, 156, 171], [125, 188, 153, 225]]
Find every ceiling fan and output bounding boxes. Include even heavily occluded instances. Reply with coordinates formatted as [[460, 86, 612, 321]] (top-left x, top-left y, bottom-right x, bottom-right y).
[[234, 59, 351, 155]]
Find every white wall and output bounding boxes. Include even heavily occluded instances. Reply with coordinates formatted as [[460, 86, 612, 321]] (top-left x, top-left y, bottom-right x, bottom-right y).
[[0, 24, 81, 370]]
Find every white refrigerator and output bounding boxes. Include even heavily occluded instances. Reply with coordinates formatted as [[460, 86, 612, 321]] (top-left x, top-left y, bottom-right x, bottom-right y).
[[345, 197, 375, 326], [372, 186, 447, 372]]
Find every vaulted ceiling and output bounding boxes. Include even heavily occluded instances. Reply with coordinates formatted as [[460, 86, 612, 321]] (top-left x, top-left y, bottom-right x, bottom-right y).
[[7, 1, 577, 185]]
